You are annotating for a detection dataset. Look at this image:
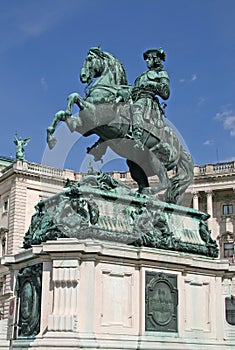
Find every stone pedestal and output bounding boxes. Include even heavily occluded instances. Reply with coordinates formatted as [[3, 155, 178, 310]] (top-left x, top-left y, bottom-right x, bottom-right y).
[[2, 174, 234, 349], [3, 239, 235, 350]]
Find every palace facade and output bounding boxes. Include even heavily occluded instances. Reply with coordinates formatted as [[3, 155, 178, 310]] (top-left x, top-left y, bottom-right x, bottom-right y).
[[0, 157, 234, 345]]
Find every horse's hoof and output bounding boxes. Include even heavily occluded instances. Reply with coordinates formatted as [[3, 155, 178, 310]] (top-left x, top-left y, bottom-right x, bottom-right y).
[[47, 136, 57, 149], [141, 187, 155, 196], [66, 116, 77, 132]]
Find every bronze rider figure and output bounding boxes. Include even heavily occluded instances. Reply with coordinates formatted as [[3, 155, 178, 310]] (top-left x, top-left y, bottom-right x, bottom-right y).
[[127, 48, 170, 148]]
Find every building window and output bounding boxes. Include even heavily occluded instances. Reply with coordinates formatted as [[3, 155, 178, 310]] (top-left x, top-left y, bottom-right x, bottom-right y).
[[1, 237, 6, 256], [224, 243, 234, 258], [2, 197, 9, 213], [120, 173, 126, 179], [217, 232, 235, 259], [0, 307, 3, 320], [0, 276, 5, 296], [223, 204, 233, 215], [225, 297, 235, 325]]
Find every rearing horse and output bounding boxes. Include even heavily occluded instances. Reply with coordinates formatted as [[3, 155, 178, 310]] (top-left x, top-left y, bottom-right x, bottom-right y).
[[47, 47, 194, 204]]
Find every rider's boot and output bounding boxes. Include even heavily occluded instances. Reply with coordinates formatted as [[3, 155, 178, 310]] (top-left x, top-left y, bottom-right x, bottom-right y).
[[126, 125, 144, 149]]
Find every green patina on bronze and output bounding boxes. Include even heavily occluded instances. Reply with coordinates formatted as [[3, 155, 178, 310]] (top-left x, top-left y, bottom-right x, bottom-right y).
[[14, 134, 30, 160], [21, 46, 218, 258], [145, 272, 178, 332], [47, 47, 194, 205], [16, 264, 42, 337], [23, 171, 218, 258]]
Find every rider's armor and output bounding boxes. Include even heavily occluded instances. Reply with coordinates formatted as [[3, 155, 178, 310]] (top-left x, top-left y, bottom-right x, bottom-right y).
[[127, 68, 170, 147]]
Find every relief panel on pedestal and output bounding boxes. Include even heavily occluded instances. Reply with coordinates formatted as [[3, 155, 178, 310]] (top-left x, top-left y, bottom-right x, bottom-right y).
[[96, 265, 138, 334], [16, 263, 42, 338], [184, 277, 211, 333], [101, 270, 133, 327]]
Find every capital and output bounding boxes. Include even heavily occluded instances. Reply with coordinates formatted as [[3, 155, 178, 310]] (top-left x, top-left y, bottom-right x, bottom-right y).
[[206, 189, 213, 195]]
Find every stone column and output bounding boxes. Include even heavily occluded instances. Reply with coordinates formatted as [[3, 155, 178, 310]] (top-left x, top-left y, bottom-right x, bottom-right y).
[[48, 259, 80, 332], [192, 192, 199, 211], [206, 190, 213, 218]]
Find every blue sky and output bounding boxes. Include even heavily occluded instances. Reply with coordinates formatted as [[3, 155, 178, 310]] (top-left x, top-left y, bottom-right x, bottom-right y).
[[1, 0, 235, 172]]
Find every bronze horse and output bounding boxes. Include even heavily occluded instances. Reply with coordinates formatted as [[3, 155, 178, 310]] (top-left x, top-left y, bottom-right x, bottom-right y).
[[47, 47, 194, 204]]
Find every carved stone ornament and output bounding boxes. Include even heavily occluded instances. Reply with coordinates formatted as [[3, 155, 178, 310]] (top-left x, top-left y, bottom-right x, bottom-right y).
[[16, 264, 42, 337], [145, 272, 178, 332], [23, 171, 219, 258]]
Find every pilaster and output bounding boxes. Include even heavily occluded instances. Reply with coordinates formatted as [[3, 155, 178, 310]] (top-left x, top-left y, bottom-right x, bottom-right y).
[[47, 259, 80, 332], [206, 190, 213, 218], [7, 177, 27, 255]]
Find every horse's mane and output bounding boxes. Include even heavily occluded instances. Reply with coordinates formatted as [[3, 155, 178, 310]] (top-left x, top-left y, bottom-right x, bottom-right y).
[[89, 48, 128, 86]]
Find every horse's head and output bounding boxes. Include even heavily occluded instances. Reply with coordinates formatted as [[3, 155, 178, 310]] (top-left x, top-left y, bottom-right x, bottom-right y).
[[80, 48, 105, 84], [80, 47, 127, 86]]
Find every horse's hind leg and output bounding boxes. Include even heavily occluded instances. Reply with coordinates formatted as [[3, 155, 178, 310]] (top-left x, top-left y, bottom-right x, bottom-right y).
[[147, 151, 171, 193], [126, 160, 149, 193], [165, 149, 194, 204]]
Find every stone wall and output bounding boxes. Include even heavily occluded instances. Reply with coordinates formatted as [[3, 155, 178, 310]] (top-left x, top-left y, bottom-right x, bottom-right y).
[[2, 239, 234, 350]]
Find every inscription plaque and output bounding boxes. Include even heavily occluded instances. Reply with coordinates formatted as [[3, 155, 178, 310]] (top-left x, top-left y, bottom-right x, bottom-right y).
[[145, 272, 178, 332]]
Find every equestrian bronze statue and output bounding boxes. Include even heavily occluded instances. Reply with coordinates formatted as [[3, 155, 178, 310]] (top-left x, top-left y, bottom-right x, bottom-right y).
[[47, 47, 194, 204]]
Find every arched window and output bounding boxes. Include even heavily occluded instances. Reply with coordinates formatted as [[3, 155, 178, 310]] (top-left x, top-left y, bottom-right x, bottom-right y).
[[217, 232, 235, 259], [225, 297, 235, 325]]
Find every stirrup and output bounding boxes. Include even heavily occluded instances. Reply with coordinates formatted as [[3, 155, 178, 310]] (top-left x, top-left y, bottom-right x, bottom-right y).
[[125, 131, 134, 139]]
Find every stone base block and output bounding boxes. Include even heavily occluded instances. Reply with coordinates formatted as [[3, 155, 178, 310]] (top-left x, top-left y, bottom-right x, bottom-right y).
[[2, 239, 235, 350]]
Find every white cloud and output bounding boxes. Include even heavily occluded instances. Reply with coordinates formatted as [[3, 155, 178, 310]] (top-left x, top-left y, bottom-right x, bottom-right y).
[[215, 108, 235, 137], [223, 116, 235, 136], [179, 73, 197, 83], [0, 2, 78, 54], [197, 97, 208, 106], [203, 140, 214, 146]]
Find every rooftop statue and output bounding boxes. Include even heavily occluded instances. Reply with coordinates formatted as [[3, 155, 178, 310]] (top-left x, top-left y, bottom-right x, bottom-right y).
[[14, 134, 31, 160], [47, 47, 194, 204]]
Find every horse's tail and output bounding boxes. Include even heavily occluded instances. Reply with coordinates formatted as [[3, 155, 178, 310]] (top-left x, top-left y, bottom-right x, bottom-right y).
[[165, 147, 194, 204]]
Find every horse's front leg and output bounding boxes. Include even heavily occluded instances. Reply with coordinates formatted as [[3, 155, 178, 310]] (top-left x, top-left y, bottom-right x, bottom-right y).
[[65, 92, 93, 115], [65, 92, 95, 132], [47, 110, 67, 149]]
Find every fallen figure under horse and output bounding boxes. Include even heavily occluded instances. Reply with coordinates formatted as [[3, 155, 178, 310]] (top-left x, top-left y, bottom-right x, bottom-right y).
[[47, 47, 194, 204]]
